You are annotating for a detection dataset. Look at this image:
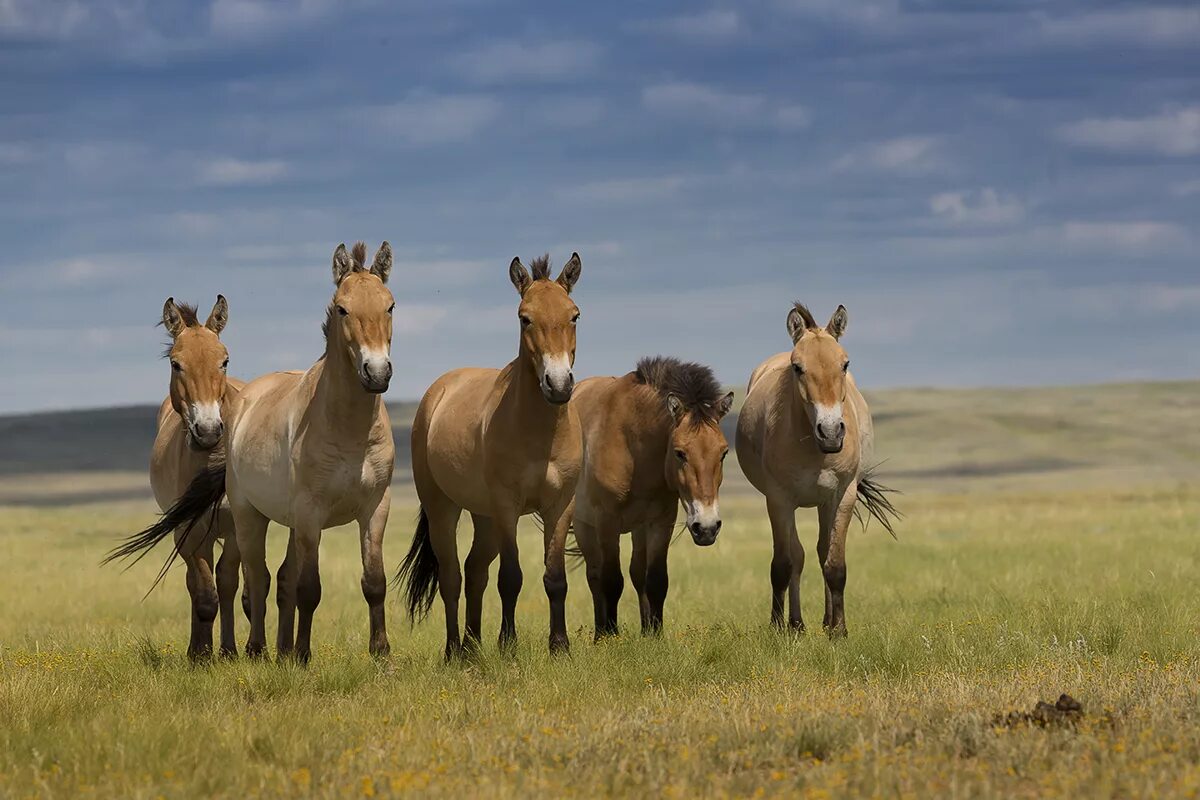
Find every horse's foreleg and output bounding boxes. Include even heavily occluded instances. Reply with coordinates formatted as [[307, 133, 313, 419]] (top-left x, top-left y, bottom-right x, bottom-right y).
[[358, 491, 390, 658], [464, 514, 498, 650], [231, 503, 270, 659], [767, 499, 803, 632], [275, 530, 298, 658], [540, 497, 573, 655], [642, 520, 673, 635], [818, 485, 854, 638], [179, 527, 219, 661]]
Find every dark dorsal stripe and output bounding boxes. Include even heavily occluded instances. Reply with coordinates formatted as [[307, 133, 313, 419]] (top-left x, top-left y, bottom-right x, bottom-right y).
[[634, 356, 724, 424]]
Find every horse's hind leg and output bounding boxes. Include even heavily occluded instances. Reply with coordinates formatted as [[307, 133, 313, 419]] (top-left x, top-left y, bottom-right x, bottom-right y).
[[215, 512, 241, 658], [178, 525, 219, 661], [464, 513, 498, 650], [276, 529, 298, 658], [425, 499, 464, 660], [573, 520, 606, 642], [818, 485, 855, 638], [597, 520, 623, 638], [293, 517, 324, 664], [767, 498, 804, 632], [232, 502, 271, 659], [630, 527, 649, 631]]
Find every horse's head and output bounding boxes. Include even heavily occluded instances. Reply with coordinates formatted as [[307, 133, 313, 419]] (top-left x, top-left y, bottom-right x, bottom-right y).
[[786, 302, 851, 454], [665, 390, 735, 546], [162, 295, 230, 451], [508, 253, 582, 405], [329, 241, 394, 394]]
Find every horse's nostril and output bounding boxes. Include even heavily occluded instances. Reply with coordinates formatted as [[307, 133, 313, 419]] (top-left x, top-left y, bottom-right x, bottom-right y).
[[713, 520, 722, 533]]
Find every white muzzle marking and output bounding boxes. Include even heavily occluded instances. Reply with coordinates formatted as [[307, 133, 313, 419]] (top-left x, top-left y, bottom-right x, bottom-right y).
[[539, 353, 572, 393], [684, 499, 721, 531]]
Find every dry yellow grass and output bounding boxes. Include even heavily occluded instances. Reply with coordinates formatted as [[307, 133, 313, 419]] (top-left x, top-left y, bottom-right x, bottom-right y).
[[1, 480, 1198, 798]]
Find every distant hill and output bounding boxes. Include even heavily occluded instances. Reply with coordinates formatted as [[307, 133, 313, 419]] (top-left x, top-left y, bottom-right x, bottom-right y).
[[0, 381, 1195, 505]]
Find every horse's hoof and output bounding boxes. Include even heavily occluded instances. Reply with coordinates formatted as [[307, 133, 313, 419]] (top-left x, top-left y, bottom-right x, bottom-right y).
[[549, 634, 570, 656], [825, 624, 848, 640], [370, 639, 391, 660], [245, 642, 268, 660], [218, 647, 238, 660]]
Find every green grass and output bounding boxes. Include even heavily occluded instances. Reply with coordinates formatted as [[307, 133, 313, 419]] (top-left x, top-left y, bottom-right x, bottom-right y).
[[2, 480, 1200, 797]]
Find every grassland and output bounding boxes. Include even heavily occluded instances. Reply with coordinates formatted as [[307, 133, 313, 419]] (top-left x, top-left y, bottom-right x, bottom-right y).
[[0, 381, 1198, 798]]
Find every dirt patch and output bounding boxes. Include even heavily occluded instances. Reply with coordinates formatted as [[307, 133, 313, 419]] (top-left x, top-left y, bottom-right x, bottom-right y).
[[993, 694, 1084, 729]]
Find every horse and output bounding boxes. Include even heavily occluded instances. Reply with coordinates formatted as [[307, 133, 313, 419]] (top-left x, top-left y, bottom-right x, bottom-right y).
[[398, 253, 583, 658], [103, 296, 256, 660], [121, 243, 396, 662], [571, 356, 734, 639], [735, 302, 898, 637]]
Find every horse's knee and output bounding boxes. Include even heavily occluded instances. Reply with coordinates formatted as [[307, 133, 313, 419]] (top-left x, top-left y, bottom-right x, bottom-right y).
[[361, 573, 386, 607], [770, 554, 793, 591], [194, 586, 219, 625], [297, 573, 322, 613], [823, 561, 847, 593], [645, 563, 668, 605], [497, 560, 522, 598], [543, 571, 567, 604]]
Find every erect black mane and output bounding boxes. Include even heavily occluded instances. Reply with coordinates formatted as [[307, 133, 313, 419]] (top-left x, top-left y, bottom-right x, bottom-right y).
[[529, 253, 552, 280], [634, 356, 724, 424]]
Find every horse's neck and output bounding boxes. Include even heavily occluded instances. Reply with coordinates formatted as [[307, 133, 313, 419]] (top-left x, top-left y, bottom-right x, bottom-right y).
[[311, 339, 381, 434], [501, 351, 566, 428]]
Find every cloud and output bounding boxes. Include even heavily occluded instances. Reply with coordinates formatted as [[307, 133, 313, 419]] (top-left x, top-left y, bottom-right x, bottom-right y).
[[1035, 6, 1200, 48], [556, 176, 685, 204], [633, 9, 741, 42], [0, 142, 34, 165], [930, 188, 1024, 226], [1170, 179, 1200, 197], [197, 157, 290, 186], [208, 0, 336, 38], [1056, 107, 1200, 157], [448, 40, 602, 84], [834, 136, 945, 174], [642, 82, 810, 131], [1061, 221, 1189, 251], [375, 94, 502, 145], [772, 0, 898, 27]]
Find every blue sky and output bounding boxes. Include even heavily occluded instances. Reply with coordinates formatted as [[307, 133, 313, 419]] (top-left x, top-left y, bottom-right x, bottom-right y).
[[0, 0, 1197, 413]]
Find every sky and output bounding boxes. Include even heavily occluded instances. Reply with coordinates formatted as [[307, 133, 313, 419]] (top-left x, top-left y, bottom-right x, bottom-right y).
[[0, 0, 1197, 414]]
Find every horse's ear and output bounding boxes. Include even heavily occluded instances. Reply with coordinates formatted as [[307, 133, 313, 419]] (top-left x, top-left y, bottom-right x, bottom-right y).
[[370, 241, 392, 284], [557, 252, 582, 294], [713, 391, 735, 421], [509, 257, 531, 296], [827, 305, 848, 340], [666, 393, 686, 424], [162, 298, 185, 338], [787, 303, 816, 344], [332, 243, 353, 285], [205, 294, 229, 335]]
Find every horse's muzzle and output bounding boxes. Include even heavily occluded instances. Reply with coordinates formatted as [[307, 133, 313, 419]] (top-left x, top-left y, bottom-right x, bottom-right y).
[[689, 520, 721, 547]]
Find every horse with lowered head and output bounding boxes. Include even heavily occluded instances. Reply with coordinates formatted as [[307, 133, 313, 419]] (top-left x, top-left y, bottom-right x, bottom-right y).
[[572, 356, 734, 639]]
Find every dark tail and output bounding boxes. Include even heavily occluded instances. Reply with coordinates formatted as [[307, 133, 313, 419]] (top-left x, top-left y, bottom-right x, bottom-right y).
[[393, 507, 439, 622], [102, 463, 227, 593], [854, 465, 901, 539]]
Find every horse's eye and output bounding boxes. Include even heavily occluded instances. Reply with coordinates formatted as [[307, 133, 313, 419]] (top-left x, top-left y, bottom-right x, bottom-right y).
[[843, 361, 850, 372], [171, 361, 182, 373], [221, 359, 229, 371], [793, 364, 804, 375], [520, 315, 532, 328], [337, 305, 349, 317], [721, 450, 729, 461], [387, 303, 395, 315], [571, 312, 580, 324], [675, 449, 687, 463]]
